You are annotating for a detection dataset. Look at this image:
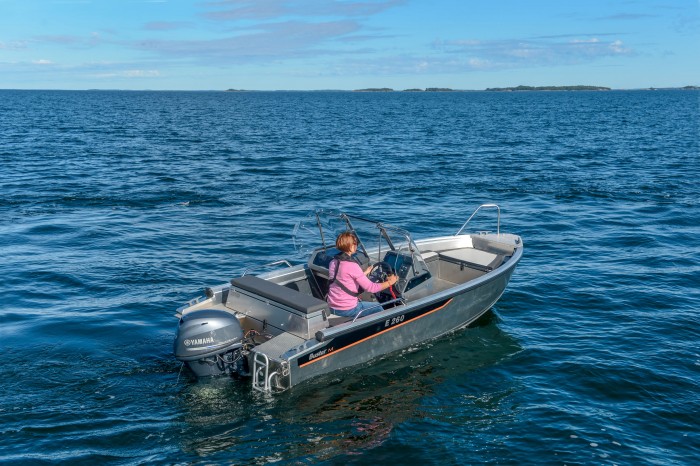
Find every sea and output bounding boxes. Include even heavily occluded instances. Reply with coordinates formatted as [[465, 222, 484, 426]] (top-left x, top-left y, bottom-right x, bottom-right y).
[[0, 89, 698, 465]]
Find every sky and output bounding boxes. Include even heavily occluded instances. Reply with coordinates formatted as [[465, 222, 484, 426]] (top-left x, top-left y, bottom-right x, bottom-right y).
[[0, 0, 698, 90]]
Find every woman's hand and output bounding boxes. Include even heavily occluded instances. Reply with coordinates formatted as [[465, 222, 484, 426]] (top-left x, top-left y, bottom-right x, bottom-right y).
[[364, 264, 374, 276]]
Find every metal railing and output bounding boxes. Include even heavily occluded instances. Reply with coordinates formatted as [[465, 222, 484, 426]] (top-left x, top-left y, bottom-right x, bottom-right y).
[[455, 204, 501, 236], [242, 259, 293, 276], [252, 352, 273, 393], [252, 352, 290, 393]]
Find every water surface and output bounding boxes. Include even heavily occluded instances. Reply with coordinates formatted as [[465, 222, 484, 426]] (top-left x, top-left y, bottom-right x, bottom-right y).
[[0, 89, 698, 465]]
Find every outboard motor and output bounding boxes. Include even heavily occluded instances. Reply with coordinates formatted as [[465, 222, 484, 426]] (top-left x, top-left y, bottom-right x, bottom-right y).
[[174, 309, 247, 378]]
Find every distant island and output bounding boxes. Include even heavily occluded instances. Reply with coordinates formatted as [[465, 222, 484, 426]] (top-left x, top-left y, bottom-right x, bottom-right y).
[[486, 85, 610, 92], [222, 85, 697, 92], [354, 87, 456, 92], [652, 85, 699, 91], [347, 86, 617, 92], [354, 87, 394, 92]]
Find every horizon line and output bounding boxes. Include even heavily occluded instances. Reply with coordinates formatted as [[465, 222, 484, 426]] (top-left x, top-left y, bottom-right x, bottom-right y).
[[1, 85, 698, 92]]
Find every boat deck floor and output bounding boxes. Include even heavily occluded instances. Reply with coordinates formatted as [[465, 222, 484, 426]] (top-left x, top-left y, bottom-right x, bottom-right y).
[[432, 277, 459, 293]]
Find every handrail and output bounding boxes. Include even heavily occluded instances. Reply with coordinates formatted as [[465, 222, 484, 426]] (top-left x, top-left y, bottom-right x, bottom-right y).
[[242, 259, 293, 276], [252, 352, 269, 393], [455, 204, 500, 236]]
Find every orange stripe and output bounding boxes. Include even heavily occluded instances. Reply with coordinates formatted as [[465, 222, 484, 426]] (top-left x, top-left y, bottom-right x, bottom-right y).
[[299, 298, 453, 367]]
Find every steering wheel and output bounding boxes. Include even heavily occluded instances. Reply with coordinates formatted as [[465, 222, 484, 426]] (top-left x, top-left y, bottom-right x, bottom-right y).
[[368, 261, 395, 283]]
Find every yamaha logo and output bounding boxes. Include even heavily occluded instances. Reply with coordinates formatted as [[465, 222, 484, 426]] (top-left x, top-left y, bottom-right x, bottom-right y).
[[183, 337, 214, 347]]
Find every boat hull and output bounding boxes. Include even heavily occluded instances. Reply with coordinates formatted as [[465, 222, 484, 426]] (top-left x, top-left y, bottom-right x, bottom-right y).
[[175, 209, 523, 394], [262, 247, 520, 390]]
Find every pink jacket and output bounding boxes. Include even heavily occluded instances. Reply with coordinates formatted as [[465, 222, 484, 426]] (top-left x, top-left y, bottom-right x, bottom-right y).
[[327, 259, 384, 310]]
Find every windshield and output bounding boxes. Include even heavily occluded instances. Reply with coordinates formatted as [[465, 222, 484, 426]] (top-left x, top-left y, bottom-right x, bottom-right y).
[[293, 210, 430, 294]]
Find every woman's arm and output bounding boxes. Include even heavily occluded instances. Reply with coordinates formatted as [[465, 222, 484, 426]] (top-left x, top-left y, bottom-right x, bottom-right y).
[[354, 266, 397, 293]]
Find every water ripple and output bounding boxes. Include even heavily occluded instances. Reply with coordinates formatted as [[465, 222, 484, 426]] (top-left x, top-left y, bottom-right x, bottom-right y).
[[0, 89, 698, 465]]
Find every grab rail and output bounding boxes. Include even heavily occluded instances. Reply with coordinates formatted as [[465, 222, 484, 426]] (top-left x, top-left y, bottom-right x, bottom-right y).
[[242, 260, 293, 276], [455, 204, 500, 236], [252, 352, 290, 393], [252, 352, 270, 393]]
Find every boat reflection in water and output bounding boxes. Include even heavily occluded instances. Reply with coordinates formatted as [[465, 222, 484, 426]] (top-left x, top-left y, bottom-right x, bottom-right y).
[[177, 310, 522, 461]]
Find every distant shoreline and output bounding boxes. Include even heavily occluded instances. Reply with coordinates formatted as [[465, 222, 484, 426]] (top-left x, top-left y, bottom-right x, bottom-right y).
[[224, 85, 699, 93], [2, 86, 697, 93], [485, 85, 610, 92]]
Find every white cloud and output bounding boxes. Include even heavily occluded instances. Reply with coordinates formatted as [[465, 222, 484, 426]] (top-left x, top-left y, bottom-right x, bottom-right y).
[[319, 33, 635, 78], [90, 69, 161, 79], [432, 36, 634, 69], [123, 69, 161, 77], [201, 0, 405, 21], [468, 58, 491, 69], [609, 40, 630, 54], [132, 20, 362, 62], [34, 33, 103, 47], [143, 21, 192, 31], [0, 40, 28, 50]]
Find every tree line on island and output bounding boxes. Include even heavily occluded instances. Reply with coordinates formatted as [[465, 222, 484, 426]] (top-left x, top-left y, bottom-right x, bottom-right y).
[[353, 87, 456, 92], [225, 85, 698, 92], [485, 85, 610, 91], [225, 87, 458, 92], [354, 85, 611, 92]]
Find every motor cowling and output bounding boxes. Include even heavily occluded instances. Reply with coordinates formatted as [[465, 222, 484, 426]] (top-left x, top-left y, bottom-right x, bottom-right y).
[[174, 309, 245, 377]]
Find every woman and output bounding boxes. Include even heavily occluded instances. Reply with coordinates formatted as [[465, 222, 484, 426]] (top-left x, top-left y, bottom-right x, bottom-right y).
[[327, 231, 398, 317]]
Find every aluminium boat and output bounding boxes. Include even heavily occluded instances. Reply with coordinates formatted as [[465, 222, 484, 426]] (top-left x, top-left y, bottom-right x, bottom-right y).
[[173, 205, 523, 393]]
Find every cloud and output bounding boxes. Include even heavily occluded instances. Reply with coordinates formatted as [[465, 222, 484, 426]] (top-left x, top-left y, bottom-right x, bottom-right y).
[[314, 33, 636, 78], [201, 0, 405, 21], [671, 8, 700, 34], [132, 20, 362, 62], [0, 58, 60, 70], [15, 1, 403, 75], [33, 32, 104, 48], [608, 40, 631, 54], [122, 69, 161, 77], [34, 35, 85, 45], [131, 1, 400, 62], [594, 13, 657, 21], [0, 40, 29, 50], [532, 33, 625, 40], [89, 69, 161, 79], [431, 36, 634, 70], [143, 21, 192, 31]]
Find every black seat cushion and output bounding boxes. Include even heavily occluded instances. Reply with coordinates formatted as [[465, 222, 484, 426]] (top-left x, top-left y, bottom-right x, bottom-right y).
[[231, 275, 329, 315]]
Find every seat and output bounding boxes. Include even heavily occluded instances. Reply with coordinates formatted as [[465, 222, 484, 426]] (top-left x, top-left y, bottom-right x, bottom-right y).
[[230, 275, 329, 315]]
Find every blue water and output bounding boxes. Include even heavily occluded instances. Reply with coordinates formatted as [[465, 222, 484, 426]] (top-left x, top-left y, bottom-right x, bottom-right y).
[[1, 89, 698, 465]]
